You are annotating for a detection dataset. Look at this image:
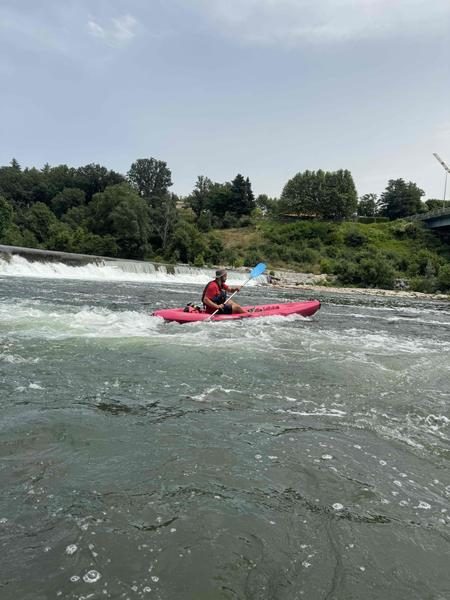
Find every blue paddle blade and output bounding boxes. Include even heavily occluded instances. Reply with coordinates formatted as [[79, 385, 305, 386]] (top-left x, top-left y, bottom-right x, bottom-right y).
[[250, 262, 266, 278]]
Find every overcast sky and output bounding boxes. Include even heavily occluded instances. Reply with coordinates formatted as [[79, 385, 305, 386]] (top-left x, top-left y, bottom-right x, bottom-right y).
[[1, 0, 449, 200]]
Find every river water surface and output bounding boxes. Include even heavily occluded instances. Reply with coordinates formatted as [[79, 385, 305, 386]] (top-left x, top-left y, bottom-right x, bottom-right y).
[[1, 259, 449, 599]]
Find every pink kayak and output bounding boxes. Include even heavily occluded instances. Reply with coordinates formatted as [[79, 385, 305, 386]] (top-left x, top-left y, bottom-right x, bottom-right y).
[[152, 300, 321, 323]]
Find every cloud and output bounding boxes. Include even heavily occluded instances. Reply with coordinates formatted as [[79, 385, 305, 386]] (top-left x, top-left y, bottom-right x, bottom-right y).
[[87, 14, 138, 46], [190, 0, 450, 45]]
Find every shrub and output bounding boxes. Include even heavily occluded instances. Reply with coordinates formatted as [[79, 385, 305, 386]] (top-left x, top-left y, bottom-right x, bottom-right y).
[[409, 277, 438, 294], [344, 228, 368, 247], [437, 264, 450, 291], [358, 256, 395, 288]]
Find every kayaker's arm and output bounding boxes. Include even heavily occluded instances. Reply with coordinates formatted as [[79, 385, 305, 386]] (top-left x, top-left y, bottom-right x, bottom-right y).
[[203, 296, 223, 311]]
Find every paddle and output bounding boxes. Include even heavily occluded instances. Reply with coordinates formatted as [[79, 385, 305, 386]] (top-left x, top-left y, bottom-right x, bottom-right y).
[[207, 262, 267, 321]]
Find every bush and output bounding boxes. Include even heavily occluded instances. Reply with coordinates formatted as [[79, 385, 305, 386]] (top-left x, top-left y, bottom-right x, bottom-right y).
[[437, 264, 450, 291], [344, 228, 368, 247], [319, 258, 334, 274], [358, 256, 395, 288], [295, 247, 320, 265], [409, 277, 438, 294], [390, 220, 422, 239], [357, 216, 389, 224]]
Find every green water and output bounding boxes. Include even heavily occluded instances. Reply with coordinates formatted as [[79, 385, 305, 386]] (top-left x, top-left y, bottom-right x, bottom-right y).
[[1, 275, 449, 599]]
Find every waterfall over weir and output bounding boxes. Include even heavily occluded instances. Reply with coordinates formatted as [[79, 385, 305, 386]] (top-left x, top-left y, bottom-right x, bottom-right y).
[[0, 245, 266, 285]]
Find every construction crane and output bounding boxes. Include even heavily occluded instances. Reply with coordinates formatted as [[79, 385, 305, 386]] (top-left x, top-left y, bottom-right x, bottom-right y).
[[433, 153, 449, 208]]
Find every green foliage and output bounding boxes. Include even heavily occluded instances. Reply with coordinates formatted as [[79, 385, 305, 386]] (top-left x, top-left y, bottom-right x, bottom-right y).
[[280, 169, 357, 220], [51, 188, 86, 217], [407, 249, 442, 277], [335, 252, 395, 288], [127, 158, 172, 207], [187, 174, 255, 228], [149, 194, 178, 251], [344, 228, 368, 247], [357, 216, 389, 223], [187, 176, 214, 218], [425, 199, 450, 212], [73, 164, 124, 202], [229, 174, 255, 217], [2, 157, 450, 296], [0, 195, 13, 238], [390, 220, 421, 239], [19, 202, 58, 243], [166, 222, 206, 264], [379, 179, 424, 220], [255, 194, 278, 217], [88, 184, 151, 259], [437, 263, 450, 291], [409, 277, 439, 294], [357, 193, 378, 217]]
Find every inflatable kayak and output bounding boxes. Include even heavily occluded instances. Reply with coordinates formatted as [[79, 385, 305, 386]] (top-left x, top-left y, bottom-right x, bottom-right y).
[[152, 300, 321, 323]]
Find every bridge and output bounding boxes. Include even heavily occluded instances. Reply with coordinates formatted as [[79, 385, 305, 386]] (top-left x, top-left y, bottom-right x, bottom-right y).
[[408, 207, 450, 230]]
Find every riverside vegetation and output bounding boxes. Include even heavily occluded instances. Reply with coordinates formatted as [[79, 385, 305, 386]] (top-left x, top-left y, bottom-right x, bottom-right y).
[[1, 157, 450, 294]]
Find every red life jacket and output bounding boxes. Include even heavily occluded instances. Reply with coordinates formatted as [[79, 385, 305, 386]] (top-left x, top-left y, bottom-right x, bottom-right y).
[[202, 280, 229, 312]]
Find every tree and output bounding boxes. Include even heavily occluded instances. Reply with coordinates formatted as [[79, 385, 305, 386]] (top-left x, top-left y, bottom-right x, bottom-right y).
[[166, 221, 207, 263], [150, 193, 178, 252], [0, 195, 13, 239], [0, 163, 28, 207], [127, 158, 172, 207], [88, 184, 151, 258], [256, 194, 278, 216], [51, 188, 86, 217], [280, 169, 357, 219], [10, 158, 21, 171], [229, 174, 255, 218], [357, 193, 378, 217], [74, 164, 124, 202], [425, 198, 450, 212], [321, 170, 357, 220], [44, 164, 77, 197], [188, 176, 214, 218], [20, 202, 58, 244], [378, 179, 424, 220]]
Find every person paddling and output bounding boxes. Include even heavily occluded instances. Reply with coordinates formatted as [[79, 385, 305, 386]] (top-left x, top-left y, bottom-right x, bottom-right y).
[[202, 269, 246, 315]]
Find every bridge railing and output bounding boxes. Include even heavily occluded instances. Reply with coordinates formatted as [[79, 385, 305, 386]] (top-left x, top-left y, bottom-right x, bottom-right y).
[[408, 207, 450, 221]]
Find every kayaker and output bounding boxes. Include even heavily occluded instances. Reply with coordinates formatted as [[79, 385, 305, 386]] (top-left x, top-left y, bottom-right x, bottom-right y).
[[202, 269, 246, 315]]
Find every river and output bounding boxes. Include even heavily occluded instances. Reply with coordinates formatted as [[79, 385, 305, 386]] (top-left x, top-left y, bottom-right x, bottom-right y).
[[1, 256, 449, 599]]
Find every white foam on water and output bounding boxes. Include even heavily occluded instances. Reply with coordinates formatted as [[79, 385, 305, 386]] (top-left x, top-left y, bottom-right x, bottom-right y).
[[191, 385, 242, 402], [0, 254, 262, 286], [0, 301, 161, 339], [0, 352, 39, 364], [317, 328, 450, 355], [278, 408, 347, 417]]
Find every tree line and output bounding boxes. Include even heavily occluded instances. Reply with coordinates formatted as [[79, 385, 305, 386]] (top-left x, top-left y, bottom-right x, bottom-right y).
[[0, 157, 445, 266], [0, 158, 257, 263]]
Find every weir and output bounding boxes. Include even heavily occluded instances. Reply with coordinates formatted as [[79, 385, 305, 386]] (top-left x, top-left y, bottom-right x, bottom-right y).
[[0, 244, 328, 286], [0, 244, 266, 284]]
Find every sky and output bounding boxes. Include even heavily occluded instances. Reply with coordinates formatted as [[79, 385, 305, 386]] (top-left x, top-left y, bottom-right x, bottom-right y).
[[1, 0, 449, 201]]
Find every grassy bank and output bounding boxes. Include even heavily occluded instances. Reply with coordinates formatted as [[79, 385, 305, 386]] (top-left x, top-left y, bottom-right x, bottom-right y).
[[218, 220, 450, 293]]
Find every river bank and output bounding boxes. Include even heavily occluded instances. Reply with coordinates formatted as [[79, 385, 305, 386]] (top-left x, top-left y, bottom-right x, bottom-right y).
[[1, 243, 448, 301], [266, 268, 450, 301], [269, 280, 450, 301]]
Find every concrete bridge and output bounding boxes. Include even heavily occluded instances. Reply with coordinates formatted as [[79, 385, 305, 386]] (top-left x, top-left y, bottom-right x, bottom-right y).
[[409, 207, 450, 230]]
